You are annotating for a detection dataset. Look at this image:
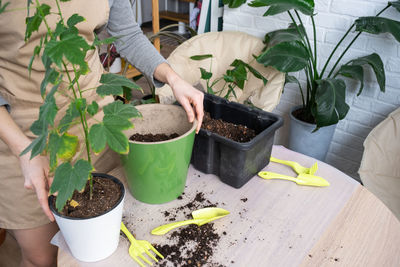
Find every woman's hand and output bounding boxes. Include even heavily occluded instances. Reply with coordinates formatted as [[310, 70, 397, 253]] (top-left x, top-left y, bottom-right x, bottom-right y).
[[19, 152, 54, 221], [0, 106, 54, 221], [154, 63, 204, 133]]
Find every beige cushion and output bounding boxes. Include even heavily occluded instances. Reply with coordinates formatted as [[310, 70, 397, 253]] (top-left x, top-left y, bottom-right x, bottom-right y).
[[157, 31, 285, 112], [359, 107, 400, 220]]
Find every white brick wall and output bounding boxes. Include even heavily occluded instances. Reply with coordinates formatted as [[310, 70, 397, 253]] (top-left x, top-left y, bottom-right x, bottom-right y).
[[223, 0, 400, 180]]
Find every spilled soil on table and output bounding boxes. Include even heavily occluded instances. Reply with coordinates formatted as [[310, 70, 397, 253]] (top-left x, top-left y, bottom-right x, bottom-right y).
[[154, 192, 225, 267]]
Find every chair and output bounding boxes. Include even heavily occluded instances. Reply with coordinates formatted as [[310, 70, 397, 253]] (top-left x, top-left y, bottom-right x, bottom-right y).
[[156, 31, 285, 112], [359, 107, 400, 220]]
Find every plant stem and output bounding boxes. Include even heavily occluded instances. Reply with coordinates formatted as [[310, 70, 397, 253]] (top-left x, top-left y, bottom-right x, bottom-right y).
[[294, 10, 316, 71], [311, 16, 318, 80], [323, 4, 391, 78]]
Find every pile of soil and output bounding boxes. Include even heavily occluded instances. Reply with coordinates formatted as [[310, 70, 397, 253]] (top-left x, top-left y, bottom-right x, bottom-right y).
[[53, 176, 122, 218], [154, 192, 225, 267], [130, 133, 179, 142], [201, 112, 256, 142]]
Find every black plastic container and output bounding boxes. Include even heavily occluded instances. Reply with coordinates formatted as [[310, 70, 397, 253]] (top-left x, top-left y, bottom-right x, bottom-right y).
[[191, 94, 283, 188]]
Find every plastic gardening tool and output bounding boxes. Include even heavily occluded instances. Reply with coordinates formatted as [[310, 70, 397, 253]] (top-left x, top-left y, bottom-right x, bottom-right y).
[[120, 222, 164, 267], [258, 171, 330, 187], [270, 156, 318, 175], [151, 207, 230, 235]]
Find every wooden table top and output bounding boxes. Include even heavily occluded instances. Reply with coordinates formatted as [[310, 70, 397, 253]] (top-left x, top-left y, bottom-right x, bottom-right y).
[[57, 145, 400, 266]]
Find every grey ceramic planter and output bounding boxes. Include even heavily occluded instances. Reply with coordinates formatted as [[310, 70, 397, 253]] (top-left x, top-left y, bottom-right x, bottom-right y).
[[288, 105, 336, 161]]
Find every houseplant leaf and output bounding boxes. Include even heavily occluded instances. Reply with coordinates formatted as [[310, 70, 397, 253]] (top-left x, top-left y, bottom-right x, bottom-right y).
[[355, 17, 400, 42], [190, 54, 213, 60], [48, 132, 79, 170], [59, 99, 84, 133], [0, 1, 10, 14], [200, 67, 212, 80], [249, 0, 315, 16], [346, 53, 385, 93], [335, 65, 364, 96], [50, 160, 93, 211], [97, 73, 141, 96], [87, 101, 99, 116], [257, 41, 309, 72], [223, 0, 247, 8], [25, 3, 50, 41], [20, 132, 48, 159], [313, 78, 349, 128], [44, 34, 91, 73], [264, 24, 305, 46], [389, 1, 400, 12]]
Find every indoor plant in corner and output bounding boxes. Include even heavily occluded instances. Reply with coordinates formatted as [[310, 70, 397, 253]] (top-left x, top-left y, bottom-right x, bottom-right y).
[[23, 0, 141, 262], [224, 0, 400, 160]]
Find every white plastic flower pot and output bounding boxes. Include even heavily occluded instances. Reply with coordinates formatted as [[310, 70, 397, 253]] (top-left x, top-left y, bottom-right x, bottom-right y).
[[49, 173, 125, 262]]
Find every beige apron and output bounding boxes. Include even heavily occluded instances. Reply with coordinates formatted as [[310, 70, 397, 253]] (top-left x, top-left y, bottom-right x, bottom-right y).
[[0, 0, 118, 229]]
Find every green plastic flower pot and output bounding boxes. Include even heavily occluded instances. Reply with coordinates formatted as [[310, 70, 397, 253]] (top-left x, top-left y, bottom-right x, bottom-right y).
[[121, 104, 197, 204]]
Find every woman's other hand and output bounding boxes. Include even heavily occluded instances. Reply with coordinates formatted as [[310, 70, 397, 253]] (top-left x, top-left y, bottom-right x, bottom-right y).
[[154, 63, 204, 133]]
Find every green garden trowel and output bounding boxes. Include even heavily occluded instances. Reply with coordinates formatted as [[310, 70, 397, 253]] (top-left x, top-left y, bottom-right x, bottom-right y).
[[151, 207, 230, 235]]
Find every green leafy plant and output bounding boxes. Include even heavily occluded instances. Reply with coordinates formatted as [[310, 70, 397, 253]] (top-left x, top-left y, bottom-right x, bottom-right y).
[[190, 54, 268, 101], [223, 0, 400, 129], [23, 0, 142, 211], [0, 1, 9, 14]]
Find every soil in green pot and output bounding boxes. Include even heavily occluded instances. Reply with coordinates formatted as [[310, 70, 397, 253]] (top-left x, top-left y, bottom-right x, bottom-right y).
[[51, 176, 122, 218], [129, 133, 179, 142], [202, 112, 256, 143]]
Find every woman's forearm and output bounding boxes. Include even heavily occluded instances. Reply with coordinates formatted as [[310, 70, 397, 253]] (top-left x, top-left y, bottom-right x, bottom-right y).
[[0, 106, 31, 156]]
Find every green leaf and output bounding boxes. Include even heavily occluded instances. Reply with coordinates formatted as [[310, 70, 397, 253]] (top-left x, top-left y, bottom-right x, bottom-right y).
[[229, 64, 247, 89], [103, 101, 141, 119], [97, 73, 141, 96], [190, 54, 213, 60], [232, 59, 268, 85], [249, 0, 315, 16], [92, 34, 117, 48], [200, 68, 212, 80], [389, 1, 400, 12], [30, 84, 59, 135], [50, 160, 93, 211], [28, 37, 44, 75], [355, 17, 400, 42], [0, 1, 10, 14], [222, 0, 247, 8], [223, 74, 235, 83], [87, 101, 99, 116], [25, 3, 51, 41], [257, 41, 309, 72], [40, 68, 60, 97], [44, 34, 90, 72], [20, 133, 48, 159], [336, 65, 364, 96], [313, 78, 349, 128], [48, 132, 78, 170], [264, 25, 305, 46], [346, 53, 385, 93], [88, 124, 107, 153], [67, 14, 85, 28], [59, 100, 82, 133], [285, 73, 301, 87]]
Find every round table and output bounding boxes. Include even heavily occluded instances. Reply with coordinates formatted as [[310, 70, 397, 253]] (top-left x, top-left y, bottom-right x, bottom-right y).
[[56, 145, 400, 266]]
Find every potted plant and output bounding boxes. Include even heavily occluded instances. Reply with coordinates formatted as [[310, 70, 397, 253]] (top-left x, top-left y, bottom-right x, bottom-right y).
[[224, 0, 400, 160], [23, 0, 141, 262]]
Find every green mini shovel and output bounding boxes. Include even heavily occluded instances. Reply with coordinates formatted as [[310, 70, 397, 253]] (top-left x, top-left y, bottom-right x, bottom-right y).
[[151, 207, 230, 235]]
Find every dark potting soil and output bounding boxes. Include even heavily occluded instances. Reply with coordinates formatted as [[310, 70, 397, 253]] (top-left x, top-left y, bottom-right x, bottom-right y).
[[201, 112, 256, 143], [54, 176, 122, 218], [129, 133, 179, 142], [154, 192, 226, 267], [292, 108, 316, 124]]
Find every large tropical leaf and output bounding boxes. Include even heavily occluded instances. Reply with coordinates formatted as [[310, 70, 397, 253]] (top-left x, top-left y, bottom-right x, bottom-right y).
[[222, 0, 247, 8], [335, 65, 364, 96], [249, 0, 315, 16], [264, 24, 305, 46], [257, 41, 309, 72], [313, 78, 349, 128], [355, 17, 400, 42], [50, 160, 93, 211], [346, 53, 385, 93], [389, 1, 400, 12], [97, 73, 142, 97]]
